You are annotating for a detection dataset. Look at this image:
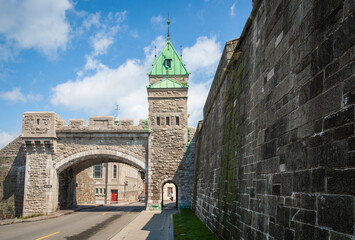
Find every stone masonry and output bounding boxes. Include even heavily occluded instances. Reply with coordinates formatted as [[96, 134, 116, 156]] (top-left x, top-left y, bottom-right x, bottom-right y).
[[21, 113, 149, 216], [0, 137, 25, 219], [192, 0, 355, 239]]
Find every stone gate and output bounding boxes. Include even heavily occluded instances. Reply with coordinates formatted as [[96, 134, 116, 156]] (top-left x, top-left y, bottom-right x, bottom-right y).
[[21, 112, 149, 216], [7, 30, 196, 217]]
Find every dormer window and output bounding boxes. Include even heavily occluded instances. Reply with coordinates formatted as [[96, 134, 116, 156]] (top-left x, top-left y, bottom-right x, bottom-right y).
[[166, 59, 172, 68]]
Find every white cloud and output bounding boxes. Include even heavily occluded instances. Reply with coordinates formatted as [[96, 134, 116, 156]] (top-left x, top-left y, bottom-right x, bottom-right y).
[[0, 130, 19, 150], [82, 12, 101, 29], [183, 36, 222, 76], [51, 36, 166, 120], [92, 32, 114, 56], [230, 1, 237, 16], [150, 16, 163, 24], [130, 30, 139, 38], [0, 0, 73, 57], [26, 93, 43, 102], [0, 87, 42, 103], [52, 35, 220, 127], [0, 88, 26, 102], [188, 80, 212, 127]]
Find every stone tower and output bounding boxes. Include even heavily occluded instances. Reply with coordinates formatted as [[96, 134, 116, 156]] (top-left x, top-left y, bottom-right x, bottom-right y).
[[146, 21, 190, 209]]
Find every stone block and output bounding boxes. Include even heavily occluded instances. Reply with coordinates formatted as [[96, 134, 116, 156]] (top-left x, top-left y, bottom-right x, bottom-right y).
[[294, 222, 329, 240], [293, 170, 311, 193], [325, 61, 355, 90], [277, 206, 290, 227], [311, 168, 325, 193], [327, 169, 355, 196], [334, 12, 355, 58], [307, 141, 348, 168], [300, 194, 316, 210], [330, 231, 353, 240], [292, 209, 316, 225], [324, 106, 354, 130], [317, 195, 354, 234], [299, 72, 323, 105], [333, 124, 354, 140], [281, 173, 293, 196], [261, 139, 277, 159]]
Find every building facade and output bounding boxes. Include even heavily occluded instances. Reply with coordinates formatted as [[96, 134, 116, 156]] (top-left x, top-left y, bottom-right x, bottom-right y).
[[76, 163, 144, 204]]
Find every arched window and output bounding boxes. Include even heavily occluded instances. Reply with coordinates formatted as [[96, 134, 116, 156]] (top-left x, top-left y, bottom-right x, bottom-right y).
[[113, 165, 117, 179]]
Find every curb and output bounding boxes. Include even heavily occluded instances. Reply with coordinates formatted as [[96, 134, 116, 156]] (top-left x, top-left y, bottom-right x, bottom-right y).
[[169, 213, 174, 240], [0, 205, 98, 226]]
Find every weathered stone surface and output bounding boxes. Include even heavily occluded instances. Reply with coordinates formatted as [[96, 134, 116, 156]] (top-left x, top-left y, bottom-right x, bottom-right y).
[[317, 195, 354, 234], [192, 0, 355, 239]]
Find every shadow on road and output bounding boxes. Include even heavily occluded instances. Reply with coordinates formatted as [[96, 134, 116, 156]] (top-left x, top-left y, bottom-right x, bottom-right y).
[[64, 215, 121, 240], [74, 203, 145, 213]]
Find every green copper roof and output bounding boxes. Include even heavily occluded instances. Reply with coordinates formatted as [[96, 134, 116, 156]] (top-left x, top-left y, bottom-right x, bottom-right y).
[[148, 39, 189, 76], [147, 77, 188, 89]]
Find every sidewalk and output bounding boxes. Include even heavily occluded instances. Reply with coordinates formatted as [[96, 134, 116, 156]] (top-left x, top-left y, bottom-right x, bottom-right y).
[[111, 209, 177, 240]]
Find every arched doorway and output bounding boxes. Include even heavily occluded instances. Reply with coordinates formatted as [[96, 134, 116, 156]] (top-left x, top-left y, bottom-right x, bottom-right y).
[[161, 181, 178, 209]]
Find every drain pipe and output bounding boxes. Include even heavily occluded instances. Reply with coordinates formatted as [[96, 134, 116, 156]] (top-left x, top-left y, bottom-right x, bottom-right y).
[[104, 162, 108, 204]]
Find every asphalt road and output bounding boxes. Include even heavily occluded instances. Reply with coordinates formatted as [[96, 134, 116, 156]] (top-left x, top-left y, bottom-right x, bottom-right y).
[[0, 202, 145, 240]]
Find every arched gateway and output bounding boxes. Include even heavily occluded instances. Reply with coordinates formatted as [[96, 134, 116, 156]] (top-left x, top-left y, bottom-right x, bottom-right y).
[[21, 113, 149, 216], [20, 30, 195, 217]]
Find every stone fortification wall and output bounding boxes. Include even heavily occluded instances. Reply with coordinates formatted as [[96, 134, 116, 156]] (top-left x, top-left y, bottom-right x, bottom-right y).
[[0, 137, 25, 219], [193, 0, 355, 239]]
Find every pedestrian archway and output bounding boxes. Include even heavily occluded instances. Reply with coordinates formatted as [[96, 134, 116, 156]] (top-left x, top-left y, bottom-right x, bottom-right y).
[[161, 181, 178, 209]]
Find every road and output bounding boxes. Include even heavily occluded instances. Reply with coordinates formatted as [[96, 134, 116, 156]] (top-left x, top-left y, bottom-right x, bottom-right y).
[[0, 202, 145, 240]]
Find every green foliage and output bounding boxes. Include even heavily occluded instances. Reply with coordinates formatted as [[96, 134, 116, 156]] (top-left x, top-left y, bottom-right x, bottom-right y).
[[173, 208, 218, 240]]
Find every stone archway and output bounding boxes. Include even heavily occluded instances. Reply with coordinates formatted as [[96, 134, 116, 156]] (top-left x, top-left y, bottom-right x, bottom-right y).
[[55, 150, 146, 209]]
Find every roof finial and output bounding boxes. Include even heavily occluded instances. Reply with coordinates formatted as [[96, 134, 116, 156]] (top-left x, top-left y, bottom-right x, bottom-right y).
[[167, 12, 170, 41], [180, 45, 182, 60], [154, 46, 157, 60]]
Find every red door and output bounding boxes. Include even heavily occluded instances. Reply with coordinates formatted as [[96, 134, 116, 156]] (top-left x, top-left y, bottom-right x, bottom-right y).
[[111, 190, 118, 202]]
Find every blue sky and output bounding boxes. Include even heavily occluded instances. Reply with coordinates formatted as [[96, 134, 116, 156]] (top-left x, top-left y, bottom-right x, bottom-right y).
[[0, 0, 252, 148]]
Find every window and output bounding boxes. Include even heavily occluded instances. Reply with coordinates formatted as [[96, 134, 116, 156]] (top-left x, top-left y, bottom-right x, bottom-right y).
[[176, 116, 180, 125], [166, 117, 170, 126], [100, 188, 103, 194], [93, 164, 102, 178], [166, 59, 172, 68], [113, 165, 117, 179], [96, 188, 99, 194], [157, 117, 160, 125]]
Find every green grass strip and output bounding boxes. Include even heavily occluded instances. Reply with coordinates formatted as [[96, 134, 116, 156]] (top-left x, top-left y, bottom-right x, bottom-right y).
[[173, 208, 218, 240]]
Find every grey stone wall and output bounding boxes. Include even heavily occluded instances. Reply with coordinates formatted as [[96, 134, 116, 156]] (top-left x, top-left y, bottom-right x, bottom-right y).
[[0, 137, 25, 219], [193, 0, 355, 239]]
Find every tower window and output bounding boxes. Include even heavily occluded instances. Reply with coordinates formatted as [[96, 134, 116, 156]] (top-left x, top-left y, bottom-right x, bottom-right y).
[[157, 117, 160, 125], [166, 117, 170, 126], [166, 59, 172, 68], [176, 116, 180, 125]]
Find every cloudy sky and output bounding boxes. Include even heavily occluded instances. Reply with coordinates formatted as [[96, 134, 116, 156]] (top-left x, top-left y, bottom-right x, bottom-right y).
[[0, 0, 251, 148]]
